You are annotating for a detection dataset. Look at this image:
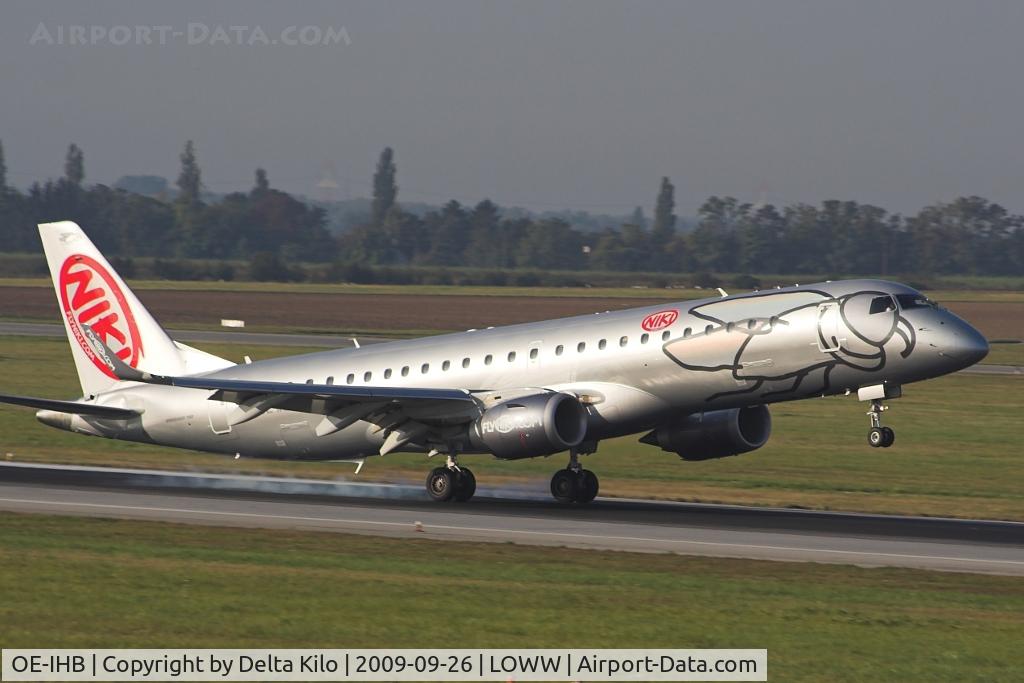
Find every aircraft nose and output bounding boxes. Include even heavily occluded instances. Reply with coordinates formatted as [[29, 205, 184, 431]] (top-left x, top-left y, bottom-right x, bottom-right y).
[[940, 320, 989, 368]]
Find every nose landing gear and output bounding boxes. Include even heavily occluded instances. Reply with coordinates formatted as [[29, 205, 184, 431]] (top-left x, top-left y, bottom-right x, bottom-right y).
[[867, 399, 895, 448], [550, 449, 599, 504]]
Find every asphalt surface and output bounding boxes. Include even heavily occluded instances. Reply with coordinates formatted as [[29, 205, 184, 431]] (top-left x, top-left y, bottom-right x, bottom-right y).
[[1, 462, 1021, 575], [0, 322, 1019, 374]]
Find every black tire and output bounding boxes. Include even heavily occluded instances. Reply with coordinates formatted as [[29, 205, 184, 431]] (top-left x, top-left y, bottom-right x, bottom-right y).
[[453, 468, 476, 502], [426, 467, 456, 502], [576, 470, 599, 504], [868, 427, 885, 448], [881, 427, 895, 448], [550, 469, 578, 503]]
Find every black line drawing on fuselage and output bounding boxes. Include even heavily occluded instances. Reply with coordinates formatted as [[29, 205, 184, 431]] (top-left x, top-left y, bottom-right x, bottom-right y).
[[662, 289, 917, 402]]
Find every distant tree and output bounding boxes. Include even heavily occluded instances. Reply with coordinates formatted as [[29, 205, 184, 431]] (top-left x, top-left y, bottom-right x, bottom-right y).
[[651, 177, 676, 244], [249, 251, 296, 282], [465, 199, 503, 267], [906, 197, 1020, 275], [253, 168, 270, 195], [371, 147, 398, 225], [0, 139, 7, 192], [114, 175, 169, 197], [176, 140, 202, 206], [629, 205, 647, 231], [64, 144, 85, 187], [423, 200, 470, 265], [689, 196, 748, 271], [174, 140, 205, 257]]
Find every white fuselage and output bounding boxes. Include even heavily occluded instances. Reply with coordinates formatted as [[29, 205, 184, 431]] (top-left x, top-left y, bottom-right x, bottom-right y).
[[58, 279, 985, 462]]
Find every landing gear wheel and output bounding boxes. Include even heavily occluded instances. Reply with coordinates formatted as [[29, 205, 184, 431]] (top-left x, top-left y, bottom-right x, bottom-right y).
[[868, 427, 885, 448], [426, 467, 456, 502], [576, 470, 599, 504], [550, 469, 578, 503], [453, 468, 476, 502], [881, 427, 895, 448]]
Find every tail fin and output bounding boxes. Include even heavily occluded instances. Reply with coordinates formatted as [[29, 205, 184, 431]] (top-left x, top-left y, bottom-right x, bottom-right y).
[[39, 221, 229, 396]]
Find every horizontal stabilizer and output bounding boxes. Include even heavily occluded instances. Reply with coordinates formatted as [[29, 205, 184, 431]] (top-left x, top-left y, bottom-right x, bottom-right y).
[[82, 323, 476, 405], [0, 392, 139, 419]]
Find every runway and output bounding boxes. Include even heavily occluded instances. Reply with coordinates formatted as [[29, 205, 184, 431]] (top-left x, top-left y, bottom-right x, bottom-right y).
[[1, 462, 1021, 576], [0, 322, 1017, 374]]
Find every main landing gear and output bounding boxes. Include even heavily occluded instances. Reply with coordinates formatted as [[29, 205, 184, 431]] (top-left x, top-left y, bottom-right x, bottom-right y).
[[550, 449, 599, 504], [426, 454, 476, 502], [866, 399, 895, 448]]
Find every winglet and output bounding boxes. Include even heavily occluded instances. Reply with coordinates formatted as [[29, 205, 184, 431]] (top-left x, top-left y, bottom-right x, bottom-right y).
[[81, 324, 170, 384]]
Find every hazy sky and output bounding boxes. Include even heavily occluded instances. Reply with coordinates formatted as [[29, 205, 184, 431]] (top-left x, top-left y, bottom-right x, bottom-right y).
[[2, 0, 1022, 217]]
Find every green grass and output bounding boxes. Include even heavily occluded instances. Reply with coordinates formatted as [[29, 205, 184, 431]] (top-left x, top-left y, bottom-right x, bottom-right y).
[[984, 343, 1024, 365], [0, 515, 1021, 681], [1, 336, 1021, 520]]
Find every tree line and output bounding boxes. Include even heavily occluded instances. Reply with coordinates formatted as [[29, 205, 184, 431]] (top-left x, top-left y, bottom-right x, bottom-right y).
[[0, 140, 1021, 281]]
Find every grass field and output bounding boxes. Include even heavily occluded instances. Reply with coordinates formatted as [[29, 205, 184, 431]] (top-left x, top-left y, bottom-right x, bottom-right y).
[[0, 514, 1021, 681], [1, 336, 1021, 520]]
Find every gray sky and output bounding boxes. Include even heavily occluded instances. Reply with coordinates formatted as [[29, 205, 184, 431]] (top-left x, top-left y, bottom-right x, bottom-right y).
[[2, 0, 1022, 216]]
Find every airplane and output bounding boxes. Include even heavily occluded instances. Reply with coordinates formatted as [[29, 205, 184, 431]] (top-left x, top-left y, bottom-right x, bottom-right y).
[[0, 221, 990, 504]]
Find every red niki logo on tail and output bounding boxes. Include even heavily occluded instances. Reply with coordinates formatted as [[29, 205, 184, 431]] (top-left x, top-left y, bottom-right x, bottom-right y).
[[59, 254, 143, 379], [641, 309, 678, 332]]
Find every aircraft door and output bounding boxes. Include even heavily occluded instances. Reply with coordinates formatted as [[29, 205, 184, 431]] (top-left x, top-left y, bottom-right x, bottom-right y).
[[816, 302, 842, 353]]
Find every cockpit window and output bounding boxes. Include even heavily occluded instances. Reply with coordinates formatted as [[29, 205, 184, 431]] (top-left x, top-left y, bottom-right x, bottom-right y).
[[869, 295, 896, 314], [896, 294, 937, 310]]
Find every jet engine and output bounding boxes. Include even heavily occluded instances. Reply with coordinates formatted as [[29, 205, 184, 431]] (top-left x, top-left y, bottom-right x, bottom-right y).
[[469, 392, 588, 459], [640, 405, 771, 461]]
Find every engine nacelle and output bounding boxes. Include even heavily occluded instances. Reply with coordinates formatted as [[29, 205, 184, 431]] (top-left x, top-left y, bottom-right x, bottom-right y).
[[470, 392, 588, 459], [641, 405, 771, 461]]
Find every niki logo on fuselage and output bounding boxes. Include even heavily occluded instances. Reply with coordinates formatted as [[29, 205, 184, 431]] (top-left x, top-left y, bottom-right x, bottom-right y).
[[660, 290, 915, 402], [59, 254, 143, 379], [642, 309, 678, 332]]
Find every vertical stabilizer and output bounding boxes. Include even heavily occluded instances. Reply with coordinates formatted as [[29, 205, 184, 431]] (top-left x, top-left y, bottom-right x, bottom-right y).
[[38, 221, 190, 396]]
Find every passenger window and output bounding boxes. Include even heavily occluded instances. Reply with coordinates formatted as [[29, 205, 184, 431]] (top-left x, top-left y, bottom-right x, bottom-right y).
[[326, 376, 334, 385], [401, 366, 409, 377], [485, 354, 493, 365], [662, 330, 670, 341], [462, 358, 470, 368], [363, 371, 372, 382], [747, 320, 756, 330], [577, 342, 586, 353], [705, 325, 713, 334], [384, 368, 392, 379], [442, 360, 450, 371], [346, 373, 354, 384], [507, 351, 516, 362], [870, 295, 896, 314], [641, 333, 649, 344], [421, 363, 429, 374], [619, 336, 628, 347], [555, 345, 564, 356], [683, 327, 691, 337], [598, 339, 607, 350], [529, 348, 538, 360]]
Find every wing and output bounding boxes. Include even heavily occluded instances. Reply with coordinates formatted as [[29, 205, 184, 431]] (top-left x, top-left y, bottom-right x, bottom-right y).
[[82, 324, 481, 454], [0, 392, 139, 419]]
